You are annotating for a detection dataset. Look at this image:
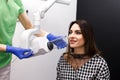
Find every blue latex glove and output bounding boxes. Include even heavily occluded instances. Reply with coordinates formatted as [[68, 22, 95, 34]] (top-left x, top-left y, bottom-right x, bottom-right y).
[[6, 45, 33, 59], [47, 33, 67, 49]]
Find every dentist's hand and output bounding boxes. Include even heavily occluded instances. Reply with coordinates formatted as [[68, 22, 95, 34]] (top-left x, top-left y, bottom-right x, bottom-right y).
[[6, 45, 33, 59], [47, 33, 67, 49]]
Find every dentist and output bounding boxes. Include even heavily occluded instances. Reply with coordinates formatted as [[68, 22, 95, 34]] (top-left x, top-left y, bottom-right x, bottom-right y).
[[0, 0, 67, 80]]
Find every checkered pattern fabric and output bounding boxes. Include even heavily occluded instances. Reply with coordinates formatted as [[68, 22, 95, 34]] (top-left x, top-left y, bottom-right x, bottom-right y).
[[56, 54, 110, 80]]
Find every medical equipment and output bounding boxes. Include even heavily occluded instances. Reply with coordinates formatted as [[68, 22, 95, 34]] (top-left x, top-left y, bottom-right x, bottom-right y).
[[19, 0, 71, 56], [39, 0, 71, 19], [29, 35, 67, 56]]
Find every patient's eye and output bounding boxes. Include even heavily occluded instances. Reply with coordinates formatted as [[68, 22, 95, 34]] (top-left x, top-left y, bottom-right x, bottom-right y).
[[68, 30, 82, 35], [68, 30, 72, 34], [75, 30, 82, 35]]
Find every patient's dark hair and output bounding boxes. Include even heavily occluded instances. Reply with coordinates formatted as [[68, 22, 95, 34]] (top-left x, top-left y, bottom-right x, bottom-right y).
[[63, 19, 101, 69]]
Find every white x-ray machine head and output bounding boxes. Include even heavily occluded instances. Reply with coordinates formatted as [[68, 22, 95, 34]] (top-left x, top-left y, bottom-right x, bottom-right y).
[[19, 0, 71, 56]]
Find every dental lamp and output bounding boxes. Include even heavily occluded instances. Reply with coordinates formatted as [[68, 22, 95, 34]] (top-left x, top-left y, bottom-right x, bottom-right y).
[[19, 0, 71, 56]]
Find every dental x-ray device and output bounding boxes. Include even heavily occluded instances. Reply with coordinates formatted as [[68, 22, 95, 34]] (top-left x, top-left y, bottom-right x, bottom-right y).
[[19, 0, 71, 56]]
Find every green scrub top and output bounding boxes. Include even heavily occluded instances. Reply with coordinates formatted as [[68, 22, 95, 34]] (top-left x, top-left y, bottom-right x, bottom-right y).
[[0, 0, 24, 68]]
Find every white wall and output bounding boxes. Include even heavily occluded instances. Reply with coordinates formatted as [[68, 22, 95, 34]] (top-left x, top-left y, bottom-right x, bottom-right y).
[[11, 0, 77, 80]]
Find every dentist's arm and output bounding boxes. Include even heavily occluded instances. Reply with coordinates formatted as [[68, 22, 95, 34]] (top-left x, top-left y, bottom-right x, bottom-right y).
[[0, 44, 6, 51], [0, 44, 33, 59], [18, 12, 33, 29], [18, 12, 46, 36]]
